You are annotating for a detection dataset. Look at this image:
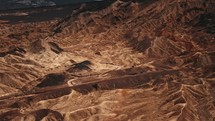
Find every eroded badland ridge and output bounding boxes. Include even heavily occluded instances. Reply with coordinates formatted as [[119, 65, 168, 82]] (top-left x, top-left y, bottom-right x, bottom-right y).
[[0, 0, 215, 120]]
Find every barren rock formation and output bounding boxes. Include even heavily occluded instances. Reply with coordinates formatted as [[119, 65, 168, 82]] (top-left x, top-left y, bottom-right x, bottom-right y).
[[0, 0, 215, 121]]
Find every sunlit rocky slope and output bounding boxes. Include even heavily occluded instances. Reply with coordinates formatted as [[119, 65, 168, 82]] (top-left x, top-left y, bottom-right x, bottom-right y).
[[0, 0, 215, 120]]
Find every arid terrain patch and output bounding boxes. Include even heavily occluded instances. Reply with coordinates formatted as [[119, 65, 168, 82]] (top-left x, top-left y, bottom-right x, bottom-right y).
[[0, 0, 215, 121]]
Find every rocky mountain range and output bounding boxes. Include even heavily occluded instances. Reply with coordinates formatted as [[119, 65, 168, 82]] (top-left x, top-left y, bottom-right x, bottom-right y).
[[0, 0, 215, 120], [0, 0, 96, 10]]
